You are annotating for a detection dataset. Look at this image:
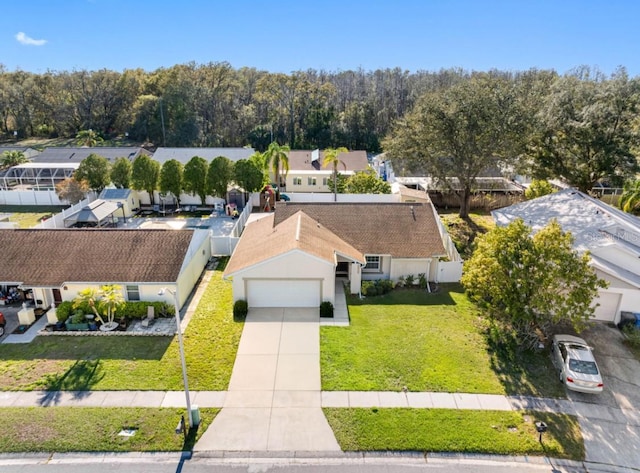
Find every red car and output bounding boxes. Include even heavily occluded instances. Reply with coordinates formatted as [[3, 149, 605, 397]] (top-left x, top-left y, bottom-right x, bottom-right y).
[[0, 311, 5, 337]]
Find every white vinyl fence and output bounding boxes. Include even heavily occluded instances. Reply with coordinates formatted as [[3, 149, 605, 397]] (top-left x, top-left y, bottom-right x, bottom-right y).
[[0, 189, 65, 206], [210, 204, 252, 255], [34, 195, 97, 229]]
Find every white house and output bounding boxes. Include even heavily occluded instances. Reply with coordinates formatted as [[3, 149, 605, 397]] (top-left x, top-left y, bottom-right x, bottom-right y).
[[282, 150, 369, 193], [492, 188, 640, 324], [224, 202, 454, 308], [0, 228, 210, 310]]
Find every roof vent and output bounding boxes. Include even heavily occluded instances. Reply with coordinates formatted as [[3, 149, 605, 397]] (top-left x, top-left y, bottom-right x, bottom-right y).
[[410, 205, 416, 220], [311, 149, 320, 163]]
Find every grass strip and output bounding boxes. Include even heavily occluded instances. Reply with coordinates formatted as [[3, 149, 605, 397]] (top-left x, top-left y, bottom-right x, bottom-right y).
[[0, 407, 218, 452], [0, 261, 244, 391], [324, 408, 584, 460]]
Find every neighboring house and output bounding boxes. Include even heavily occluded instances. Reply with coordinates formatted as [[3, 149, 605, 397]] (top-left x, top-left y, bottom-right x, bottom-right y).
[[492, 188, 640, 324], [283, 150, 369, 193], [151, 147, 255, 166], [30, 147, 150, 164], [391, 182, 431, 204], [0, 147, 150, 193], [224, 202, 451, 308], [0, 228, 210, 310], [0, 146, 40, 160]]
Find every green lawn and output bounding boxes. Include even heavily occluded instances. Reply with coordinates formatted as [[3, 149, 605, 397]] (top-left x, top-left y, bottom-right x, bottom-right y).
[[0, 205, 68, 228], [0, 263, 244, 391], [0, 407, 218, 452], [321, 286, 564, 397], [324, 408, 584, 460]]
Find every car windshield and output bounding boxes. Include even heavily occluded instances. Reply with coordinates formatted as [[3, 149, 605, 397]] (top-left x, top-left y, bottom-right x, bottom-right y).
[[569, 358, 599, 375]]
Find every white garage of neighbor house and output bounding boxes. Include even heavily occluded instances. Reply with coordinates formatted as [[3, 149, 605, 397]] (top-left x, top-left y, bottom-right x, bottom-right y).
[[492, 188, 640, 325], [224, 211, 365, 307], [0, 228, 210, 311], [225, 202, 455, 308]]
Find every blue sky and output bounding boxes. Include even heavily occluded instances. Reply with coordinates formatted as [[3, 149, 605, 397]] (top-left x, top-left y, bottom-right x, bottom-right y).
[[4, 0, 640, 75]]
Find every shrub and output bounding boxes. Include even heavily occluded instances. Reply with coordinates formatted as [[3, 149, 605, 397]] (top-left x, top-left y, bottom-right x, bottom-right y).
[[376, 279, 394, 295], [361, 280, 378, 296], [418, 273, 427, 289], [56, 301, 73, 322], [405, 274, 415, 286], [623, 324, 640, 348], [233, 300, 248, 321], [320, 301, 334, 318], [396, 276, 406, 288], [70, 311, 86, 324]]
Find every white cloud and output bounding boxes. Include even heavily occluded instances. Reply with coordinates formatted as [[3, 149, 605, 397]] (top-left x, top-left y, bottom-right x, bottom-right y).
[[15, 32, 47, 46]]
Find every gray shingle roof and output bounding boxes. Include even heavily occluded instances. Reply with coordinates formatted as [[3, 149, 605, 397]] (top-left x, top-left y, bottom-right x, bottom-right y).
[[0, 229, 194, 286], [286, 150, 369, 172], [30, 147, 149, 164], [152, 148, 255, 165], [273, 203, 446, 258]]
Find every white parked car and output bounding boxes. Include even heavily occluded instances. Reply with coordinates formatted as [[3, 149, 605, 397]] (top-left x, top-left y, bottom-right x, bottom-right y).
[[551, 334, 603, 394]]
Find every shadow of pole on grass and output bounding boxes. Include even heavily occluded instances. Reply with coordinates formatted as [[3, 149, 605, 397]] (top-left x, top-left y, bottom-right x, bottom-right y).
[[39, 359, 105, 405]]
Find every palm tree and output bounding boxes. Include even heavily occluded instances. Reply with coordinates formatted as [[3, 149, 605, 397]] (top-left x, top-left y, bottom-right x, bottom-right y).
[[98, 284, 125, 329], [620, 180, 640, 214], [74, 288, 104, 324], [263, 142, 290, 189], [0, 150, 28, 170], [75, 129, 104, 147], [322, 147, 348, 202]]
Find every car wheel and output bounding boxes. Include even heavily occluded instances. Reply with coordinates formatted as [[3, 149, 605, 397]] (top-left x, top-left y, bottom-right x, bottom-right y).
[[0, 325, 4, 337]]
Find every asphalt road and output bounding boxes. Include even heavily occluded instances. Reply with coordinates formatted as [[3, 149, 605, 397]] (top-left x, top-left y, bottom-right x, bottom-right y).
[[0, 455, 595, 473]]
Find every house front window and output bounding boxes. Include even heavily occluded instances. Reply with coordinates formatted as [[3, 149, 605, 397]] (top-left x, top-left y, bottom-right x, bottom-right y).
[[323, 177, 328, 186], [126, 285, 140, 301], [308, 177, 317, 186], [364, 255, 381, 272], [293, 177, 302, 186]]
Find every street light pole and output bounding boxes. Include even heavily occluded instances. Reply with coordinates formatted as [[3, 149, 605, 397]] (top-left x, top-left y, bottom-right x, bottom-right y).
[[159, 287, 193, 427]]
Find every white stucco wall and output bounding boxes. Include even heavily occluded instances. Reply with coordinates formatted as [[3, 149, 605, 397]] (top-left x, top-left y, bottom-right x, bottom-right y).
[[175, 230, 211, 308], [362, 255, 391, 281], [230, 250, 336, 304]]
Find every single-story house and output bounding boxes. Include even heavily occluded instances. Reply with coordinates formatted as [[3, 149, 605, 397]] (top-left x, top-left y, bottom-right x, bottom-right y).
[[151, 147, 255, 165], [0, 228, 210, 310], [492, 188, 640, 324], [282, 150, 369, 193], [29, 147, 151, 164], [224, 202, 450, 308]]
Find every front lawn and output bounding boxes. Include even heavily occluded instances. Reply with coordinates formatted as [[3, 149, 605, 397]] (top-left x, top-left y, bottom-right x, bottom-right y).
[[0, 262, 243, 391], [321, 286, 563, 397], [324, 408, 584, 460], [0, 407, 218, 452]]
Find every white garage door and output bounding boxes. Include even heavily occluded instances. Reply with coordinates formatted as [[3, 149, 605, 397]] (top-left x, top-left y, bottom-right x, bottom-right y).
[[592, 291, 621, 322], [246, 279, 321, 308]]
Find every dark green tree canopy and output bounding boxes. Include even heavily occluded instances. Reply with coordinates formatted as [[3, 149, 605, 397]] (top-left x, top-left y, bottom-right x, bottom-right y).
[[234, 159, 265, 193], [183, 156, 209, 205], [131, 154, 160, 204], [528, 68, 640, 191], [0, 150, 28, 170], [110, 157, 132, 189], [207, 156, 234, 199], [461, 219, 607, 347], [159, 159, 184, 203], [75, 153, 111, 192], [383, 74, 527, 217]]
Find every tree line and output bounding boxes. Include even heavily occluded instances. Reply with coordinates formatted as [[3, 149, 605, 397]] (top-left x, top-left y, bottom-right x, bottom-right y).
[[57, 143, 389, 205]]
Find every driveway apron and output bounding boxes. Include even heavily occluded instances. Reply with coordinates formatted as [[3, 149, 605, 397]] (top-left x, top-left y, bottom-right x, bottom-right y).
[[194, 307, 340, 452]]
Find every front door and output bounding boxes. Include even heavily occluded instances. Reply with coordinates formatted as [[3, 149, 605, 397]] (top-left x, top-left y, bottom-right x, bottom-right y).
[[52, 289, 62, 306]]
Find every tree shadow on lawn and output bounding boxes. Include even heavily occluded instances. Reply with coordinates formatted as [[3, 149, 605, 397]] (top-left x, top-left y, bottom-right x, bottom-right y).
[[0, 336, 172, 361], [485, 325, 566, 398], [347, 284, 460, 306], [38, 359, 106, 405]]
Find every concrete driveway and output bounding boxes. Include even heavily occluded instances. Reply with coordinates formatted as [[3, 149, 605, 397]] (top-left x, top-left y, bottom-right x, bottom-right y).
[[0, 304, 23, 341], [563, 323, 640, 470], [194, 307, 340, 453]]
